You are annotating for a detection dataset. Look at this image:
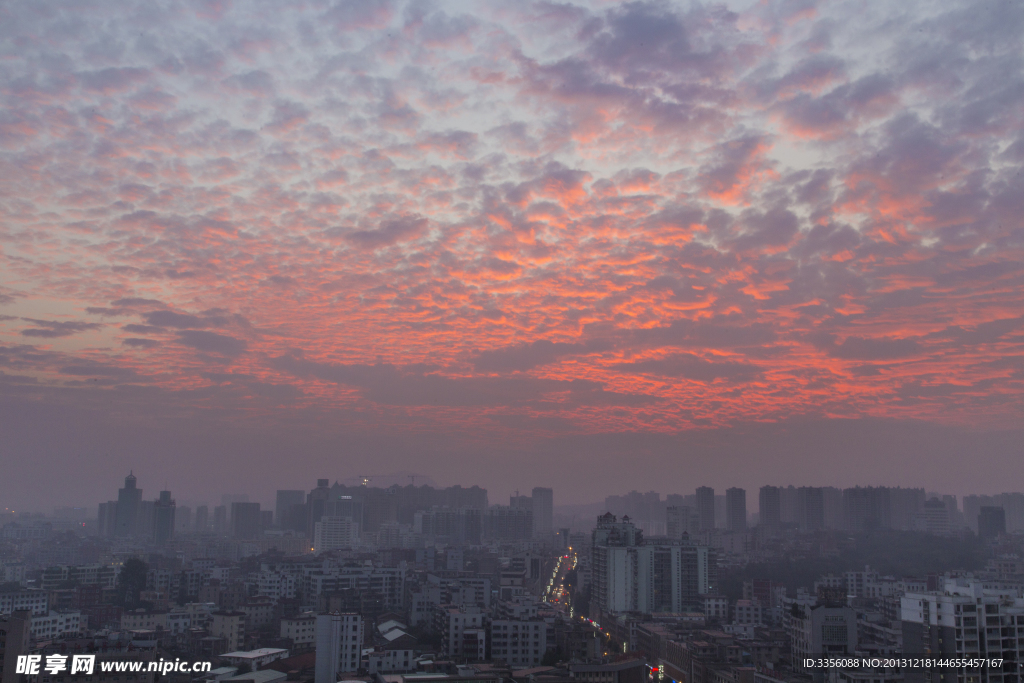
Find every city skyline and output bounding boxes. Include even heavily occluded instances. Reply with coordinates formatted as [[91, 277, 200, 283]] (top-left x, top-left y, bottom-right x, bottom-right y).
[[10, 470, 1024, 521], [2, 0, 1023, 511]]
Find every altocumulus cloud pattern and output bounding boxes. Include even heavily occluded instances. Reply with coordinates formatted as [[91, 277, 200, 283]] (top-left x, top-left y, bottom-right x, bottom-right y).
[[0, 0, 1022, 496]]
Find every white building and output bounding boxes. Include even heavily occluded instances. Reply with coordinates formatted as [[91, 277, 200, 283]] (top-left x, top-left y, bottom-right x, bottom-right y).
[[437, 606, 486, 661], [121, 610, 169, 631], [313, 517, 360, 554], [901, 577, 1024, 683], [280, 612, 317, 650], [703, 596, 729, 620], [167, 610, 192, 634], [0, 588, 48, 616], [257, 571, 298, 600], [221, 649, 289, 673], [785, 598, 857, 670], [315, 612, 363, 683], [366, 649, 416, 674], [30, 610, 82, 640], [593, 543, 715, 614], [490, 619, 548, 668], [732, 599, 765, 625]]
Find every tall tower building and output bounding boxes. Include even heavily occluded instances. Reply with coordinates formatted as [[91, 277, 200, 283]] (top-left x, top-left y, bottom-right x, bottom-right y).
[[759, 486, 781, 531], [153, 491, 176, 544], [798, 486, 825, 531], [726, 487, 747, 532], [213, 505, 227, 533], [696, 486, 715, 531], [978, 506, 1006, 539], [231, 502, 262, 539], [666, 506, 697, 538], [275, 490, 306, 527], [306, 479, 332, 538], [114, 472, 142, 537], [194, 505, 209, 532], [313, 517, 360, 553], [315, 613, 364, 682], [510, 493, 532, 510], [97, 501, 118, 538], [531, 487, 553, 538]]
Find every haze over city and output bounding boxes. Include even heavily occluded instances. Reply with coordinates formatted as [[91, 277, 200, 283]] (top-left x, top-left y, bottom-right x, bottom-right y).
[[1, 0, 1022, 513]]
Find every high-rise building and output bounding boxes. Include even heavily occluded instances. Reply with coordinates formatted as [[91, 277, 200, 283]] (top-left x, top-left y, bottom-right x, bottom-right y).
[[137, 500, 155, 539], [843, 486, 891, 531], [324, 497, 363, 527], [315, 612, 364, 683], [194, 505, 209, 532], [759, 486, 781, 531], [210, 611, 245, 652], [1, 610, 32, 683], [153, 491, 176, 545], [97, 501, 118, 538], [531, 487, 553, 538], [902, 578, 1024, 683], [231, 502, 262, 539], [918, 498, 950, 535], [275, 490, 306, 527], [313, 516, 360, 553], [797, 486, 825, 531], [415, 507, 484, 544], [175, 506, 191, 534], [788, 600, 857, 673], [822, 486, 843, 529], [306, 479, 332, 538], [510, 494, 531, 510], [114, 472, 142, 537], [591, 514, 715, 615], [213, 505, 227, 533], [696, 487, 715, 531], [726, 488, 746, 531], [978, 506, 1006, 539], [890, 487, 926, 530], [666, 506, 697, 538], [483, 506, 530, 541]]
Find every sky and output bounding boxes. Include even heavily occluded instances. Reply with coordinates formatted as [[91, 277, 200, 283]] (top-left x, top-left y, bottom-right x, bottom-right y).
[[1, 0, 1022, 512]]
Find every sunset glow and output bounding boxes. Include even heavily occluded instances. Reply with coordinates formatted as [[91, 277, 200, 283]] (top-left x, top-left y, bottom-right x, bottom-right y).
[[1, 0, 1022, 505]]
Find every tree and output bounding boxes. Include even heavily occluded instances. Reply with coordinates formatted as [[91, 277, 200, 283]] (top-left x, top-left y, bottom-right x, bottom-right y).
[[115, 558, 148, 609], [541, 647, 563, 666]]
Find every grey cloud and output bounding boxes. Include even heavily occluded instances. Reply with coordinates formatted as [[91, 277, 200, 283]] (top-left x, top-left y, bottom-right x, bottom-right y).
[[122, 324, 164, 334], [344, 215, 428, 249], [141, 309, 247, 330], [267, 100, 310, 132], [812, 334, 921, 360], [20, 319, 103, 338], [634, 317, 778, 348], [932, 317, 1024, 345], [123, 338, 161, 349], [698, 135, 767, 200], [78, 67, 149, 93], [60, 362, 138, 379], [223, 70, 275, 96], [145, 311, 208, 328], [612, 353, 761, 382], [473, 339, 608, 372], [270, 354, 654, 407], [110, 298, 166, 308], [729, 207, 799, 253], [177, 330, 248, 356]]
